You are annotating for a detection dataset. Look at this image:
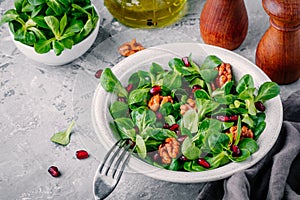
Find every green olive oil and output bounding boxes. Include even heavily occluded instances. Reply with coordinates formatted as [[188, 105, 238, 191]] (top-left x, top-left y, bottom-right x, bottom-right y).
[[104, 0, 187, 28]]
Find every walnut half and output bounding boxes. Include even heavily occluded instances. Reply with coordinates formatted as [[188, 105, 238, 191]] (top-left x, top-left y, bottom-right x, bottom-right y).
[[227, 125, 254, 143], [118, 39, 145, 57], [215, 63, 233, 88], [158, 138, 180, 164], [180, 98, 197, 115], [148, 94, 173, 112]]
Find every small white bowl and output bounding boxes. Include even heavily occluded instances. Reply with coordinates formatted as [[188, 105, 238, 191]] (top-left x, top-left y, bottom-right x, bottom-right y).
[[9, 6, 100, 66]]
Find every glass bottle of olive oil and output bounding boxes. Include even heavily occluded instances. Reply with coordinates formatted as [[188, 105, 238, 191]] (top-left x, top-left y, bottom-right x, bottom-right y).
[[104, 0, 187, 28]]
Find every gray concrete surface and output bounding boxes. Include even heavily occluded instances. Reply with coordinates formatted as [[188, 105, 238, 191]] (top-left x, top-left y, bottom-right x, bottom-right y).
[[0, 0, 299, 199]]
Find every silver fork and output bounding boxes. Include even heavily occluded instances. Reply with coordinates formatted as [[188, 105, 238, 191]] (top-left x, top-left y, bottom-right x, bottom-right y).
[[93, 140, 133, 200]]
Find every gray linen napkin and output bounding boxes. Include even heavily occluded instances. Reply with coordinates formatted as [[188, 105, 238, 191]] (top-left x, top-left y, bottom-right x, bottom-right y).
[[197, 90, 300, 200]]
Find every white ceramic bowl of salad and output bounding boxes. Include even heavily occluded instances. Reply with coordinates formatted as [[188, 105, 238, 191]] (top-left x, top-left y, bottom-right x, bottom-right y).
[[91, 43, 282, 183], [6, 4, 100, 66]]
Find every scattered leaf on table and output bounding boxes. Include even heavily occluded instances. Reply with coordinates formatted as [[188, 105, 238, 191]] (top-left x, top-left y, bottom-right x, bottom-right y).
[[50, 120, 75, 146]]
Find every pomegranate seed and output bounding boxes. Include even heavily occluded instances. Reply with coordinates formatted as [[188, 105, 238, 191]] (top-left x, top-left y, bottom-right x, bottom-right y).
[[48, 166, 61, 177], [178, 135, 187, 143], [255, 101, 266, 112], [76, 150, 89, 159], [156, 112, 163, 120], [163, 123, 170, 129], [126, 84, 133, 92], [192, 85, 202, 93], [229, 115, 239, 121], [182, 57, 191, 67], [216, 115, 230, 122], [152, 152, 160, 162], [175, 129, 181, 136], [197, 158, 210, 168], [94, 69, 103, 79], [150, 85, 161, 96], [134, 126, 139, 133], [179, 155, 188, 162], [169, 124, 179, 131], [117, 97, 126, 102], [231, 145, 241, 157], [215, 115, 238, 122], [126, 139, 136, 148]]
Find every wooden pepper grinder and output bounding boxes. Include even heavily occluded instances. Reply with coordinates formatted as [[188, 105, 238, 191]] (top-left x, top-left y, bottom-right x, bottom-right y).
[[255, 0, 300, 84], [199, 0, 248, 50]]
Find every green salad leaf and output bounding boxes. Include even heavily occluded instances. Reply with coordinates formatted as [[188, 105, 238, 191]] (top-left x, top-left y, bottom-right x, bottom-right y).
[[131, 107, 156, 132], [136, 134, 147, 159], [50, 120, 75, 146], [199, 55, 222, 83], [255, 82, 280, 102], [100, 68, 128, 98], [182, 137, 201, 160]]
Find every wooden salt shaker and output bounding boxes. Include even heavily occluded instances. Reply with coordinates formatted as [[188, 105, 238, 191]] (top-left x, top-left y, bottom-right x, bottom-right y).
[[199, 0, 248, 50], [255, 0, 300, 84]]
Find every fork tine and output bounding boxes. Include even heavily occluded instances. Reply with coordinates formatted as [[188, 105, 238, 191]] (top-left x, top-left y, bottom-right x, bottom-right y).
[[98, 140, 123, 174], [114, 150, 131, 185], [103, 140, 127, 176], [111, 142, 132, 179]]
